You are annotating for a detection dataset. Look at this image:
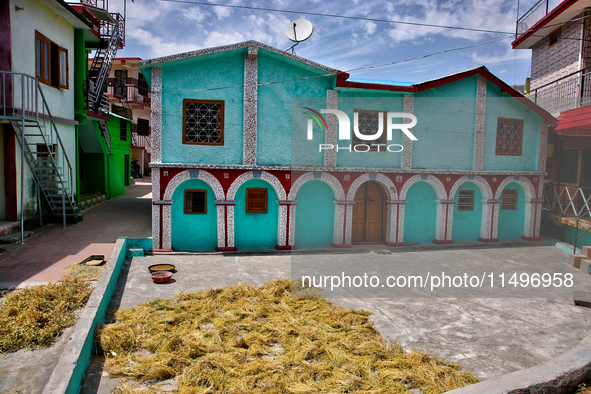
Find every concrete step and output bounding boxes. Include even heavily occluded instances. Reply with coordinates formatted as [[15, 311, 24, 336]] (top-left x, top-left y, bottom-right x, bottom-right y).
[[0, 231, 34, 244]]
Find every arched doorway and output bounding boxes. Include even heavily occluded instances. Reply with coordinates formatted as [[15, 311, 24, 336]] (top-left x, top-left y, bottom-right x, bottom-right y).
[[403, 181, 437, 244], [352, 181, 386, 243], [294, 180, 335, 248]]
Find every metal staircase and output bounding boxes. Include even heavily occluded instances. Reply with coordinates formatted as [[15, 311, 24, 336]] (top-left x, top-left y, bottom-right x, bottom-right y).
[[98, 120, 112, 154], [88, 12, 125, 114], [0, 72, 79, 241]]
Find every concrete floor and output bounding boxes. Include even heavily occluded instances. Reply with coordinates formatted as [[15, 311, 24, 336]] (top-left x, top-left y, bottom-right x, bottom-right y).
[[83, 244, 591, 392], [0, 179, 152, 288]]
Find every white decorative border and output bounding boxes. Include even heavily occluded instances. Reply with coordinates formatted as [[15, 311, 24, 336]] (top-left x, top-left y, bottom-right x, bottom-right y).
[[493, 175, 537, 239], [152, 167, 161, 249], [537, 121, 549, 172], [226, 171, 287, 247], [151, 67, 162, 163], [139, 40, 340, 75], [474, 76, 487, 171], [243, 45, 258, 165], [288, 172, 346, 246], [448, 175, 494, 240], [161, 170, 225, 250], [402, 95, 414, 170], [399, 174, 448, 243], [325, 90, 338, 167]]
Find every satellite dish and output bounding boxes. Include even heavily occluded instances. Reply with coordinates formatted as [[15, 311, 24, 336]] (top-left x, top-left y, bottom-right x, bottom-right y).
[[286, 19, 314, 43]]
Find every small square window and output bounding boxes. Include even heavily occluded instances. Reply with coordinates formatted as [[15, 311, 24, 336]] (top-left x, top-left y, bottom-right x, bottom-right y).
[[496, 118, 523, 156], [183, 100, 224, 145], [246, 188, 267, 213], [458, 190, 474, 211], [352, 110, 387, 151], [550, 27, 562, 46], [501, 189, 517, 210], [184, 190, 207, 214]]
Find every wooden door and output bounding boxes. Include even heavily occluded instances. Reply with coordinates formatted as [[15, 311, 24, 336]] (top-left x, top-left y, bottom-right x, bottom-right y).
[[352, 181, 385, 243]]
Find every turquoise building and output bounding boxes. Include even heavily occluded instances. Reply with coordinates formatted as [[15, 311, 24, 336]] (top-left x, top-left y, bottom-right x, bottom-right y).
[[139, 41, 556, 252]]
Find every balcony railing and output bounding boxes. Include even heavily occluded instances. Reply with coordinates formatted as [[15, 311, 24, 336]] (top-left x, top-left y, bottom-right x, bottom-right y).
[[516, 0, 563, 36], [543, 183, 591, 251], [106, 77, 150, 104], [131, 125, 151, 158], [527, 66, 591, 114]]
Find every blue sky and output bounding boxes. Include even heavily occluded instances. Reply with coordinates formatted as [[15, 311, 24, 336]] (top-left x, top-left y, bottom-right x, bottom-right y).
[[111, 0, 539, 86]]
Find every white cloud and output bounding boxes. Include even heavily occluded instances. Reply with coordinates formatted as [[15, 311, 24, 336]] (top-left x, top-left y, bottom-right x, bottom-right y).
[[203, 31, 246, 47], [470, 47, 531, 64], [362, 20, 377, 35], [127, 28, 201, 58]]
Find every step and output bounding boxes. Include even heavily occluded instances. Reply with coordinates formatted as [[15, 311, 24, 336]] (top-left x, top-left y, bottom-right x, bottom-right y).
[[582, 246, 591, 258], [0, 231, 34, 244], [580, 259, 591, 275], [567, 254, 590, 269]]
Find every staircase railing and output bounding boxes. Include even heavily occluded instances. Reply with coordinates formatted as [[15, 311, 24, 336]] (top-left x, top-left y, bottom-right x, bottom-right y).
[[0, 71, 77, 242], [88, 12, 124, 113]]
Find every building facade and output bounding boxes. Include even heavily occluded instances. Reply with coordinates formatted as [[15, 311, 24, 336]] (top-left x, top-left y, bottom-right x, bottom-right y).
[[140, 41, 555, 252], [106, 57, 151, 177], [514, 0, 591, 247]]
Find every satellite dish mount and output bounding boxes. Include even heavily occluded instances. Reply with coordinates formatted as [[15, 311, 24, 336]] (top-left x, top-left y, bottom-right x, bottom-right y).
[[285, 19, 314, 55]]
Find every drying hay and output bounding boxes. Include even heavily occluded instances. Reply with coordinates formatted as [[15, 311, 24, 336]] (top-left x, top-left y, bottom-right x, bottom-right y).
[[63, 261, 105, 282], [98, 279, 477, 393], [0, 280, 92, 353]]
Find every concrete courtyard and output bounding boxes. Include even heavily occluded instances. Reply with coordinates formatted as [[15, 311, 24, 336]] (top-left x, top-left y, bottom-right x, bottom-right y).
[[83, 243, 591, 392]]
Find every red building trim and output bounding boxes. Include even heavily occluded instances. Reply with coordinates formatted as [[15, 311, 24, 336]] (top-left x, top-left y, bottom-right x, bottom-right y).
[[511, 0, 578, 48]]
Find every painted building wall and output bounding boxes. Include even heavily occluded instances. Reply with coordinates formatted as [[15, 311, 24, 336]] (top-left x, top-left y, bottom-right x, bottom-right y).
[[234, 179, 279, 249], [530, 15, 583, 90], [0, 126, 5, 220], [451, 182, 483, 242], [294, 180, 335, 247], [9, 0, 78, 220], [413, 77, 477, 171], [334, 92, 405, 169], [403, 181, 437, 243], [482, 82, 541, 172], [497, 182, 526, 240], [171, 179, 217, 251], [257, 50, 335, 166], [160, 50, 246, 165]]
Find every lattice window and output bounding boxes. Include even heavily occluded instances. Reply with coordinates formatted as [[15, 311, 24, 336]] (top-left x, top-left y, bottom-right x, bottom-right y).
[[246, 188, 267, 213], [184, 190, 207, 214], [183, 100, 224, 145], [353, 110, 386, 151], [501, 189, 517, 210], [496, 118, 523, 156], [458, 190, 474, 211]]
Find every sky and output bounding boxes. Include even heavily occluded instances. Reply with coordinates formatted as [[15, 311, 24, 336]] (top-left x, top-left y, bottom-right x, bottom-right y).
[[108, 0, 540, 86]]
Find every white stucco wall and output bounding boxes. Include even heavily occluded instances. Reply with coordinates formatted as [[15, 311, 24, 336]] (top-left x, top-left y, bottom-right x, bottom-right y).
[[10, 0, 76, 121], [9, 0, 78, 220]]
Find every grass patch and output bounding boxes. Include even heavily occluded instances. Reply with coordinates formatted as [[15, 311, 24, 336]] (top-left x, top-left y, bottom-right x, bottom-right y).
[[0, 281, 93, 353], [98, 279, 478, 393]]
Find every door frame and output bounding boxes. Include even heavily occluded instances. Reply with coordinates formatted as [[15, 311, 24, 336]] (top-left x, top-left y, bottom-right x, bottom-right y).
[[352, 181, 386, 244]]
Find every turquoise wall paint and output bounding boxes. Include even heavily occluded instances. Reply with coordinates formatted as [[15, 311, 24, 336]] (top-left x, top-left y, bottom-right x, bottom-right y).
[[171, 179, 217, 251], [413, 77, 477, 171], [452, 182, 483, 242], [160, 49, 246, 165], [235, 179, 279, 249], [482, 82, 541, 172], [333, 95, 405, 169], [497, 182, 525, 240], [294, 180, 335, 247], [258, 49, 335, 166], [404, 181, 437, 243], [564, 226, 591, 250]]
